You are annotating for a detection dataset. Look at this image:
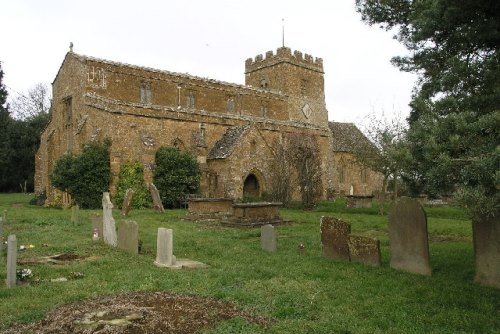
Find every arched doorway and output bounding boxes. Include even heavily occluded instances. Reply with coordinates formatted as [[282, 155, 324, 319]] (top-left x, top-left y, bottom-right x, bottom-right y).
[[243, 174, 260, 198]]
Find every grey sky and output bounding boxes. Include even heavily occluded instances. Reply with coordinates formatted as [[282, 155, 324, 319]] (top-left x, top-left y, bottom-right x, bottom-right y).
[[0, 0, 417, 125]]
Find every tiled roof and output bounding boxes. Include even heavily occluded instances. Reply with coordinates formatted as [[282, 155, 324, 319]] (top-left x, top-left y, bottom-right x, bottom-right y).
[[207, 125, 250, 160], [328, 122, 374, 153]]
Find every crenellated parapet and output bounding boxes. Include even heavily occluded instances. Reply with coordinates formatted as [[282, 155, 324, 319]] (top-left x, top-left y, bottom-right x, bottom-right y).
[[245, 47, 324, 74]]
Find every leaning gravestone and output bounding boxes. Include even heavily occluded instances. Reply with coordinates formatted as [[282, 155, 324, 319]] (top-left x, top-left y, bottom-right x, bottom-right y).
[[320, 216, 351, 261], [388, 196, 431, 276], [472, 216, 500, 288], [6, 235, 17, 288], [261, 224, 277, 252], [348, 235, 381, 267], [120, 189, 135, 216], [117, 220, 138, 256], [149, 183, 165, 213], [102, 192, 117, 247]]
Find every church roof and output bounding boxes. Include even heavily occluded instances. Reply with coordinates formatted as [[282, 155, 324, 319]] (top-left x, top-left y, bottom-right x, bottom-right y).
[[328, 122, 374, 153], [207, 125, 250, 160]]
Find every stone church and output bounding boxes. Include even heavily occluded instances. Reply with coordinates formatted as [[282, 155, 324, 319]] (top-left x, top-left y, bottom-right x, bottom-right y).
[[34, 46, 382, 205]]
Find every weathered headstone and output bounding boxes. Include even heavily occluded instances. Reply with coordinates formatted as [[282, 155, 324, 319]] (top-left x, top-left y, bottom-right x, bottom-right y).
[[102, 192, 117, 247], [261, 224, 277, 252], [117, 220, 138, 256], [388, 196, 431, 276], [91, 214, 103, 241], [120, 189, 135, 216], [71, 205, 79, 225], [154, 228, 176, 267], [149, 183, 165, 213], [6, 235, 17, 288], [348, 235, 381, 267], [320, 216, 351, 261], [472, 216, 500, 288]]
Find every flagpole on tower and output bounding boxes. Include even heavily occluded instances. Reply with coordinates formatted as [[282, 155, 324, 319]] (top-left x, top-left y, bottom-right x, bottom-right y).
[[282, 18, 285, 47]]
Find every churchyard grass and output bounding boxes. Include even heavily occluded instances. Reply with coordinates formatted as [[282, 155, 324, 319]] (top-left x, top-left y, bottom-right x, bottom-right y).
[[0, 194, 499, 333]]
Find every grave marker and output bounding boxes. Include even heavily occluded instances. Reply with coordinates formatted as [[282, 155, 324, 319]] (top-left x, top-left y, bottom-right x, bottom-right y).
[[261, 224, 277, 252], [320, 216, 351, 261], [472, 216, 500, 288], [91, 214, 103, 241], [348, 235, 381, 267], [71, 205, 79, 225], [149, 183, 165, 213], [6, 235, 17, 288], [117, 220, 138, 255], [388, 196, 431, 276], [120, 189, 135, 216], [102, 192, 117, 247], [154, 228, 176, 267]]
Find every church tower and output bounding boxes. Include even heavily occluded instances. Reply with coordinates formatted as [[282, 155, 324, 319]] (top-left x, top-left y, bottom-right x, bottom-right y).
[[245, 47, 328, 127]]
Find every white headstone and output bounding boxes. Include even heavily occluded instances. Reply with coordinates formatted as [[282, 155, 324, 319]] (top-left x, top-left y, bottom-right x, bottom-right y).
[[349, 185, 354, 196], [102, 192, 117, 247], [154, 228, 176, 267]]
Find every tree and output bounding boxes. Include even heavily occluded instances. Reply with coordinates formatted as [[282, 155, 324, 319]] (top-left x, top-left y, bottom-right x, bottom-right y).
[[288, 134, 323, 209], [269, 139, 292, 206], [10, 83, 51, 120], [354, 113, 411, 214], [0, 62, 14, 191], [355, 0, 500, 219], [356, 0, 500, 287], [50, 140, 111, 208], [153, 147, 201, 208], [0, 80, 51, 192], [115, 161, 151, 209]]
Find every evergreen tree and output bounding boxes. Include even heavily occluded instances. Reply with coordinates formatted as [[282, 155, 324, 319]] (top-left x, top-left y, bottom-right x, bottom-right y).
[[0, 63, 14, 191], [356, 0, 500, 220], [153, 147, 200, 208]]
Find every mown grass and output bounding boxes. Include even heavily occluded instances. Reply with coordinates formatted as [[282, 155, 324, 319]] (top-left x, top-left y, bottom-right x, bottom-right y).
[[0, 194, 499, 333]]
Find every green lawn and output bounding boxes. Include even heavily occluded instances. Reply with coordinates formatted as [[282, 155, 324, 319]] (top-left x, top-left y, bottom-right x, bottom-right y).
[[0, 194, 499, 333]]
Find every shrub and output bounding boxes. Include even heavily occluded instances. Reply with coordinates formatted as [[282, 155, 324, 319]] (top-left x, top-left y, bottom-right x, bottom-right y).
[[114, 161, 151, 209], [153, 147, 200, 208], [50, 140, 111, 209]]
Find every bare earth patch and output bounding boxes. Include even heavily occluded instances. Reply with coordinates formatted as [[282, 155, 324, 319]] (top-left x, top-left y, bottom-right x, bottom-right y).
[[2, 292, 271, 334]]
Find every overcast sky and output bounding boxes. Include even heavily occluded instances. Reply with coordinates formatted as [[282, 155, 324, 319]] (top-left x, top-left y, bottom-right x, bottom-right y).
[[0, 0, 417, 125]]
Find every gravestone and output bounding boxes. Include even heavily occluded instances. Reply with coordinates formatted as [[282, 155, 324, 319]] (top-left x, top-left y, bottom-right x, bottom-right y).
[[261, 224, 277, 252], [6, 235, 17, 288], [472, 216, 500, 288], [388, 196, 431, 276], [154, 228, 176, 267], [320, 216, 351, 261], [149, 183, 165, 213], [71, 205, 79, 225], [120, 189, 135, 216], [102, 192, 117, 247], [91, 214, 103, 241], [117, 220, 138, 256], [348, 235, 381, 267]]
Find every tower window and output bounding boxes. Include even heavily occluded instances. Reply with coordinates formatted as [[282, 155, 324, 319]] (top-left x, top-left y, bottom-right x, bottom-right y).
[[300, 79, 308, 96], [226, 97, 235, 113], [260, 79, 269, 90], [260, 102, 268, 117], [140, 82, 152, 104], [186, 90, 196, 109]]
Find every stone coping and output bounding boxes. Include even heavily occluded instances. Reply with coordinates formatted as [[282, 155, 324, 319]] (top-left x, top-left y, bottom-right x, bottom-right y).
[[232, 202, 283, 208], [187, 198, 234, 203]]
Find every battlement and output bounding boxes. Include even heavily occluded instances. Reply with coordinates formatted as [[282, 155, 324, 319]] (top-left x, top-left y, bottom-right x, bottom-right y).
[[245, 47, 324, 74]]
